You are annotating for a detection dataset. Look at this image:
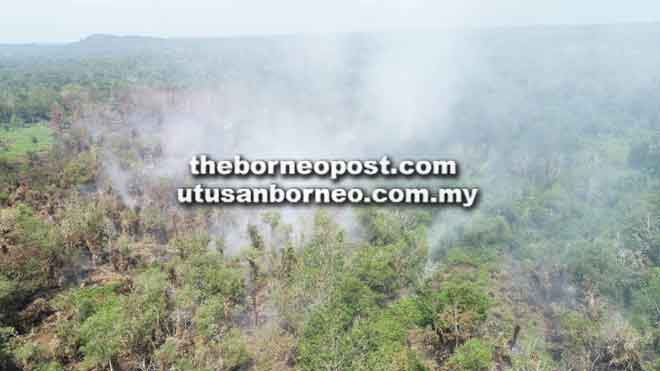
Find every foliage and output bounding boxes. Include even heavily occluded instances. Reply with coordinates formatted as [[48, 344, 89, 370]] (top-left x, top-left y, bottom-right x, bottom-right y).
[[445, 339, 493, 371], [78, 296, 124, 369], [0, 327, 15, 370], [632, 268, 660, 350], [4, 25, 660, 371], [61, 150, 98, 186]]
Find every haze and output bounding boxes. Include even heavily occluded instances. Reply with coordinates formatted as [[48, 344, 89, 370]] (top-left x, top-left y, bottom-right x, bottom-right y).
[[2, 0, 660, 44]]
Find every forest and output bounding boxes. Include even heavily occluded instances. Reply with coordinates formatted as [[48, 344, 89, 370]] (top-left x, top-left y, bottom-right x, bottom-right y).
[[1, 23, 660, 371]]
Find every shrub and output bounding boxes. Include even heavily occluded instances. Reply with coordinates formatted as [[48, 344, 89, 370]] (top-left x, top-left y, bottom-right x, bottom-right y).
[[446, 339, 493, 371]]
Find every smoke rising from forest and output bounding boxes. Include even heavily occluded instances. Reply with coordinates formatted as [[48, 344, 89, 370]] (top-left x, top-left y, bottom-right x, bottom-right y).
[[87, 29, 478, 256], [86, 22, 660, 272], [5, 15, 660, 370]]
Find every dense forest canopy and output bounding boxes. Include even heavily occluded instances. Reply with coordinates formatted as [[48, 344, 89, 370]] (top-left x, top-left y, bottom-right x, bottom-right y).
[[1, 23, 660, 371]]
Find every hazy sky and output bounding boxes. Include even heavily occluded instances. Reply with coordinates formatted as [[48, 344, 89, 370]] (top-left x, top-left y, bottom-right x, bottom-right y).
[[2, 0, 659, 43]]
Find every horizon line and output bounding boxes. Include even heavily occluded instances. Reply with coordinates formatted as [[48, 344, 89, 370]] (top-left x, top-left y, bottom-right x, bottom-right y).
[[2, 20, 659, 46]]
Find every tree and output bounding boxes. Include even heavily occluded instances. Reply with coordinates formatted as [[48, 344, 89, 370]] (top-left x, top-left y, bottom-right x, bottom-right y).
[[79, 298, 124, 371], [445, 339, 493, 371]]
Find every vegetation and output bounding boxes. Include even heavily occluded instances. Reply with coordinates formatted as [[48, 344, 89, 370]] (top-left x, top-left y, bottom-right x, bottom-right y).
[[0, 125, 53, 162], [2, 24, 660, 370]]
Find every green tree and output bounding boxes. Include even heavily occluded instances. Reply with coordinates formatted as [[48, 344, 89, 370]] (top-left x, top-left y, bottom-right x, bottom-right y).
[[446, 339, 493, 371]]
